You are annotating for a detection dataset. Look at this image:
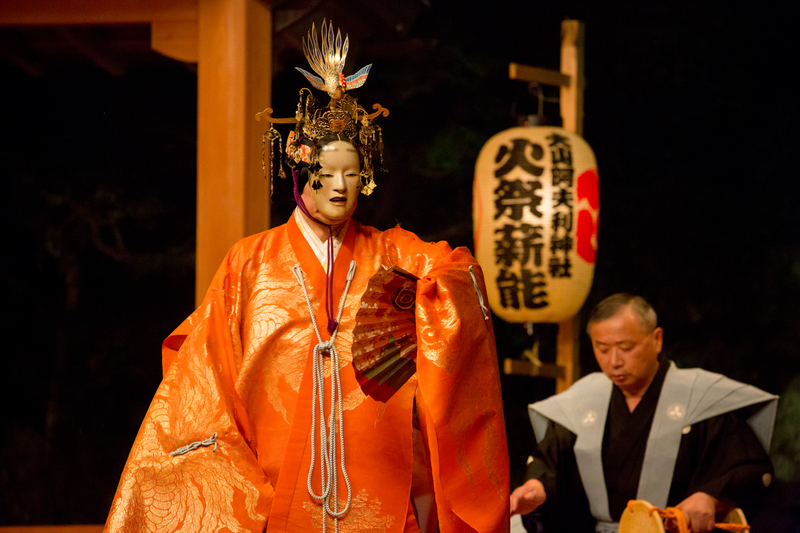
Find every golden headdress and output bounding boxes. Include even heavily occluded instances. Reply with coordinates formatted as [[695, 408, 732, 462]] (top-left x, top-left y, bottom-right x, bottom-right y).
[[257, 20, 389, 196]]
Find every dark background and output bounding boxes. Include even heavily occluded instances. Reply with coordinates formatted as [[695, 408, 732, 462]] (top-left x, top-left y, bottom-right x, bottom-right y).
[[1, 0, 799, 528]]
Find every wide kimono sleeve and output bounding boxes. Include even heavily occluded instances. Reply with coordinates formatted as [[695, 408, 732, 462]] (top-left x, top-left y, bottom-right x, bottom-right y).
[[402, 236, 510, 532], [671, 410, 773, 518], [522, 421, 594, 533], [104, 241, 274, 532]]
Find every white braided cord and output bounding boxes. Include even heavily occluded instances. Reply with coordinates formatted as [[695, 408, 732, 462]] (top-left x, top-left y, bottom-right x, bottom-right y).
[[293, 261, 357, 532], [469, 265, 491, 320], [169, 432, 218, 456]]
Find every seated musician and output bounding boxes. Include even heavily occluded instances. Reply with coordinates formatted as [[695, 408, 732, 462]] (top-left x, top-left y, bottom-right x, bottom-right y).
[[510, 293, 776, 533]]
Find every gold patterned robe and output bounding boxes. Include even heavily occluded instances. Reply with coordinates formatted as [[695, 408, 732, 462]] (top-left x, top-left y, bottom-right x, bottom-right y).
[[105, 216, 510, 532]]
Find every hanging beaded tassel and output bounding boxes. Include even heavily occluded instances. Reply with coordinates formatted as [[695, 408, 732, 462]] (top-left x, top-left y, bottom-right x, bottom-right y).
[[262, 127, 284, 197], [261, 130, 268, 180], [277, 135, 286, 181], [376, 127, 386, 171]]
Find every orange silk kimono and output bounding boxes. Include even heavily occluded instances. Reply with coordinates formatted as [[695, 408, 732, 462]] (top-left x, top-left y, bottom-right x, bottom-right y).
[[105, 216, 510, 533]]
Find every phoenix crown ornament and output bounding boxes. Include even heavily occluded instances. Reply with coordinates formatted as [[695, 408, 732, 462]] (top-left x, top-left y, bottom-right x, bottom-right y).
[[295, 20, 372, 101]]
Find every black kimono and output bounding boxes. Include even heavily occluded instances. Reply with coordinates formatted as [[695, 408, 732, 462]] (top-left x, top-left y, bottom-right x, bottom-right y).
[[523, 359, 773, 533]]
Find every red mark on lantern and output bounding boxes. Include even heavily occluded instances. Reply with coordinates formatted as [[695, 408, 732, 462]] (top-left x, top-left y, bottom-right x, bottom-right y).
[[576, 169, 599, 264], [577, 169, 599, 209]]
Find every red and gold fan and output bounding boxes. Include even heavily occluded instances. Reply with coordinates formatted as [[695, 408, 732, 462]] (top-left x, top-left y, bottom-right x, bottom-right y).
[[352, 266, 418, 402]]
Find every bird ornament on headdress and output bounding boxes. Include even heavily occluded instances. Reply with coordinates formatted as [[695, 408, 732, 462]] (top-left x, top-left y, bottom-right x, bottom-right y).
[[256, 19, 389, 197], [295, 20, 372, 102]]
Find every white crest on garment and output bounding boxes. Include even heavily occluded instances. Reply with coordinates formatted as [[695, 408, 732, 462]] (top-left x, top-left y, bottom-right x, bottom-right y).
[[667, 403, 686, 420]]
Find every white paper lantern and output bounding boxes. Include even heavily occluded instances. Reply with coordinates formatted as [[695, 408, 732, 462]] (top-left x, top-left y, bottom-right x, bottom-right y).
[[473, 126, 599, 323]]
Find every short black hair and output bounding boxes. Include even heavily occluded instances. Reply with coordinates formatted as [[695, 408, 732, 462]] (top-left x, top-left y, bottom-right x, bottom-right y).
[[586, 293, 658, 334]]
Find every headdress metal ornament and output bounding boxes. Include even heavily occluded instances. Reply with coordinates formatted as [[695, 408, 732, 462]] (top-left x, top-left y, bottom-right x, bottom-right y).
[[256, 19, 389, 197]]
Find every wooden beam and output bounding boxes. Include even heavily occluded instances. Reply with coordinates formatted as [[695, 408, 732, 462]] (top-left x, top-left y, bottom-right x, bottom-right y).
[[195, 0, 271, 303], [55, 27, 126, 75], [503, 358, 565, 379], [151, 19, 198, 62], [0, 0, 197, 25], [555, 19, 586, 393], [559, 20, 585, 136], [555, 312, 580, 393], [508, 62, 570, 88], [0, 33, 44, 76]]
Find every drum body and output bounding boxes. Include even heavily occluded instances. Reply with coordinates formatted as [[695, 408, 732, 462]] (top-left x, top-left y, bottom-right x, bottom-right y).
[[619, 500, 748, 533]]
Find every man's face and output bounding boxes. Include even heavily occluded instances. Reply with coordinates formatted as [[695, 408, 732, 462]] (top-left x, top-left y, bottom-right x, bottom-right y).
[[309, 140, 361, 225], [589, 305, 663, 397]]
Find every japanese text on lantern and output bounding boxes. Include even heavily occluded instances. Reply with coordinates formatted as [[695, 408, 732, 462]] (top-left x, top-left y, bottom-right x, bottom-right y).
[[548, 133, 574, 280], [492, 138, 547, 310], [490, 134, 576, 311]]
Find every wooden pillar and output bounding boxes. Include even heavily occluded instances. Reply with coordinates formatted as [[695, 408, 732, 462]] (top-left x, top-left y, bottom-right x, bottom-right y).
[[555, 19, 585, 393], [196, 0, 271, 303]]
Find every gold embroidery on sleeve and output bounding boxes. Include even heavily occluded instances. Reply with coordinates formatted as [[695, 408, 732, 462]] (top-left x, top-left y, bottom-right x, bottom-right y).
[[416, 277, 465, 372], [108, 445, 266, 532], [482, 412, 505, 501], [303, 489, 396, 532], [108, 382, 265, 531], [107, 337, 267, 532]]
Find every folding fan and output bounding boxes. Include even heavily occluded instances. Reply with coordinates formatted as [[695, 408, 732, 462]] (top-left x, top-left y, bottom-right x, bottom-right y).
[[352, 265, 419, 402]]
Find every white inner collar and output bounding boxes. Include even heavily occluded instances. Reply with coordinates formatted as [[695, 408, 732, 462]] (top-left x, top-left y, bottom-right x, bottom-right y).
[[294, 208, 349, 271]]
